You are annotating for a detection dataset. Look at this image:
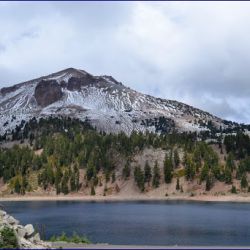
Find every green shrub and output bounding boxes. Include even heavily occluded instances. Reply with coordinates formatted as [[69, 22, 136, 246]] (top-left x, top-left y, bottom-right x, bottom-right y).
[[231, 185, 237, 194], [49, 231, 90, 244], [0, 227, 19, 249], [91, 186, 95, 196]]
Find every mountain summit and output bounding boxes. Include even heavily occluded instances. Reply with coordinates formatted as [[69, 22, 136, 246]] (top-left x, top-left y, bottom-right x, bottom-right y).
[[0, 68, 237, 135]]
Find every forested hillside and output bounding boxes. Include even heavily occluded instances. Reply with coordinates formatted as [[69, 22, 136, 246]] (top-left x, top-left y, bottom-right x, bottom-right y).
[[0, 117, 250, 197]]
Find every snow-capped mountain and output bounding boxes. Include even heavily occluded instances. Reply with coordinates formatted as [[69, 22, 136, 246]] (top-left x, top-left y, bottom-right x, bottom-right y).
[[0, 68, 233, 135]]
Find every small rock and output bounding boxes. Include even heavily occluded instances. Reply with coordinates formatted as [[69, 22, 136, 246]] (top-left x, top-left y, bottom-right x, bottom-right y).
[[17, 227, 27, 238], [6, 215, 19, 225], [30, 233, 40, 243], [24, 224, 35, 237], [19, 237, 34, 248], [13, 224, 23, 230], [0, 210, 7, 217], [1, 218, 9, 226]]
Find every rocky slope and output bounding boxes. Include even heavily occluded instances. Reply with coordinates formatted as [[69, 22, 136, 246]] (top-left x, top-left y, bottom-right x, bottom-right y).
[[0, 209, 51, 249], [0, 68, 236, 135]]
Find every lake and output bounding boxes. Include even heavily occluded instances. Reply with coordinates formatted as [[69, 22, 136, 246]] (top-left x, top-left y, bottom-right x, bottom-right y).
[[1, 200, 250, 246]]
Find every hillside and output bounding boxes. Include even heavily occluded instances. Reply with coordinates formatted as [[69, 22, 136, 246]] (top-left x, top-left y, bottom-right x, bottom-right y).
[[0, 117, 250, 199]]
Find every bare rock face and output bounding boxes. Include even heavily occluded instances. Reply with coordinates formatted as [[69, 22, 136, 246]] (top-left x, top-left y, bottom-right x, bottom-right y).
[[0, 85, 20, 96], [34, 80, 63, 107], [65, 74, 98, 91]]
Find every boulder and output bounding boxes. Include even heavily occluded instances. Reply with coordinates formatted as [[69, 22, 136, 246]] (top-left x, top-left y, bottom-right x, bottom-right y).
[[24, 224, 35, 237], [5, 215, 19, 225], [0, 210, 7, 217], [30, 233, 40, 243], [19, 237, 34, 248], [17, 227, 27, 238]]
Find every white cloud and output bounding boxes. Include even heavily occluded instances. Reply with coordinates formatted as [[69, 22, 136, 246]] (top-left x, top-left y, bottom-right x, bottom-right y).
[[1, 1, 250, 123]]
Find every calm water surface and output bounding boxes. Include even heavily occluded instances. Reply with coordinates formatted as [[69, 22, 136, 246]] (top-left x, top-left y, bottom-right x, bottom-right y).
[[1, 200, 250, 246]]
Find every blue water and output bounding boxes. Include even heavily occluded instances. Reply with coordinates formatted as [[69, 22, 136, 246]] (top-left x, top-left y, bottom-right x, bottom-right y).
[[1, 200, 250, 246]]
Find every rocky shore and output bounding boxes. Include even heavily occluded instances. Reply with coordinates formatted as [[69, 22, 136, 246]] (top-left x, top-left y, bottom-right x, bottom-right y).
[[0, 209, 51, 249]]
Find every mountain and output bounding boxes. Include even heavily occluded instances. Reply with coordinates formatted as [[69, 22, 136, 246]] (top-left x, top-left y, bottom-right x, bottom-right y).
[[0, 67, 238, 136], [1, 68, 250, 200]]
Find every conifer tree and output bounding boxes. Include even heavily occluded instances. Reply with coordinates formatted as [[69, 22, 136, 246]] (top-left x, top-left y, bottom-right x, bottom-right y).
[[241, 174, 248, 189], [61, 171, 69, 194], [231, 185, 237, 194], [112, 172, 116, 183], [134, 166, 144, 192], [205, 174, 212, 191], [14, 177, 21, 194], [144, 161, 152, 183], [224, 167, 232, 184], [122, 162, 130, 180], [200, 163, 209, 182], [55, 167, 63, 194], [70, 171, 76, 192], [152, 161, 160, 188], [226, 153, 235, 171], [164, 154, 173, 183], [176, 178, 180, 190], [174, 149, 180, 168], [185, 156, 195, 181], [91, 185, 95, 195], [86, 160, 96, 181]]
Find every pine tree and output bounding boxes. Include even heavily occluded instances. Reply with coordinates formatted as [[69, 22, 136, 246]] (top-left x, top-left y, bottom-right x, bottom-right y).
[[70, 171, 76, 192], [176, 178, 180, 190], [14, 177, 21, 194], [134, 166, 145, 192], [200, 163, 209, 182], [231, 185, 237, 194], [164, 154, 173, 183], [112, 172, 116, 183], [20, 176, 28, 195], [241, 174, 248, 189], [226, 153, 235, 171], [122, 162, 130, 180], [185, 156, 195, 181], [47, 164, 55, 185], [86, 160, 96, 181], [61, 171, 69, 194], [144, 161, 152, 183], [224, 167, 232, 184], [74, 165, 80, 191], [91, 185, 95, 195], [152, 161, 160, 188], [205, 174, 212, 191], [174, 149, 180, 168], [55, 167, 63, 194], [183, 151, 188, 166]]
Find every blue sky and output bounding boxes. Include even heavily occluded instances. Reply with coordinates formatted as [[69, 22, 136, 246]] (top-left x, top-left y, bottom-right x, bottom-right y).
[[1, 1, 250, 123]]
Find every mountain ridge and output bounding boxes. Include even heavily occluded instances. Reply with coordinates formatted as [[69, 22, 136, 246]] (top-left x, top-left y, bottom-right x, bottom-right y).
[[0, 67, 241, 136]]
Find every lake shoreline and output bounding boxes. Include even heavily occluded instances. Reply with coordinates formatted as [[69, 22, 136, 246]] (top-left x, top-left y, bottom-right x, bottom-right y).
[[50, 242, 250, 249], [1, 194, 250, 202]]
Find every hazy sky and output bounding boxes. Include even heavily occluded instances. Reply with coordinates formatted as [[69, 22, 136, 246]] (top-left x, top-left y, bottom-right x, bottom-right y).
[[1, 1, 250, 124]]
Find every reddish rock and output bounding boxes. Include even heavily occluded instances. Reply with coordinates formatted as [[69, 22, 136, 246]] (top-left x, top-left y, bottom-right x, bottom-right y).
[[34, 80, 63, 107]]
